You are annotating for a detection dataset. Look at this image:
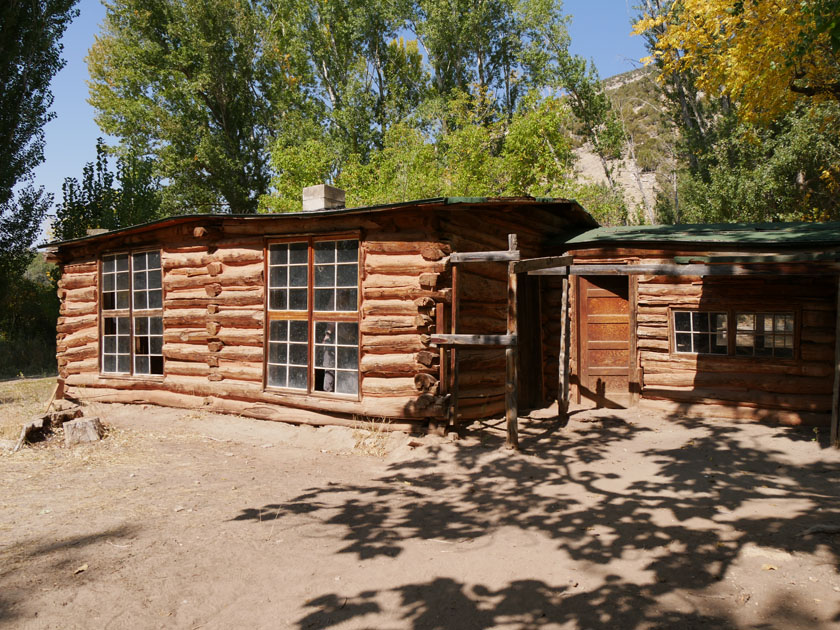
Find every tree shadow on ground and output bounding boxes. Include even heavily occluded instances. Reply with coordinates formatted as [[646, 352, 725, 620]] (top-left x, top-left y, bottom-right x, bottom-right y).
[[0, 525, 138, 624], [232, 409, 840, 629]]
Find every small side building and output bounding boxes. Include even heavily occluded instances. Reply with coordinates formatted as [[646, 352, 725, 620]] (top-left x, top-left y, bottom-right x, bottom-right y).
[[543, 222, 840, 429], [46, 193, 596, 431]]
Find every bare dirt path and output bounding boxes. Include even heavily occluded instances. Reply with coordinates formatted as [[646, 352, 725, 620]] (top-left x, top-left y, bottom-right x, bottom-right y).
[[1, 390, 839, 629]]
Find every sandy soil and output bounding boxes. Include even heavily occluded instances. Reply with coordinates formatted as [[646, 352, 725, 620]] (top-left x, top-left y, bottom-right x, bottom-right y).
[[1, 391, 839, 629]]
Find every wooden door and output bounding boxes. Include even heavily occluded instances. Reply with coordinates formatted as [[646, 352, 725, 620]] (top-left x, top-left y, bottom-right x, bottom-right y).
[[578, 275, 631, 408]]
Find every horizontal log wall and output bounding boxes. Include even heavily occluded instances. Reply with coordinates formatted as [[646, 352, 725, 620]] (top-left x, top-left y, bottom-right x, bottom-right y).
[[568, 248, 836, 425], [55, 210, 455, 426]]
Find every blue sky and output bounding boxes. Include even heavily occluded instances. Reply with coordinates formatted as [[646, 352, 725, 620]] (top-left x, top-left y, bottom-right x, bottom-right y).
[[33, 0, 647, 226]]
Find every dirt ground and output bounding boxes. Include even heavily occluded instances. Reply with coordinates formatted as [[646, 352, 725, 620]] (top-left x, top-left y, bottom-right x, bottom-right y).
[[1, 378, 839, 629]]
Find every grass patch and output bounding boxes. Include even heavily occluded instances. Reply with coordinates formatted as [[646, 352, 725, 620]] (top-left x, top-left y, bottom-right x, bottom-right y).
[[352, 417, 392, 457], [0, 377, 56, 440]]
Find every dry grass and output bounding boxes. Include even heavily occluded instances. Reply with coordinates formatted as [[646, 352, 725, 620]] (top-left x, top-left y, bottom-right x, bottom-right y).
[[352, 416, 392, 457], [0, 377, 56, 440]]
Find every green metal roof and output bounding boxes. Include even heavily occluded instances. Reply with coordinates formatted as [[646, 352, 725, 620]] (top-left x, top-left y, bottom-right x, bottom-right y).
[[560, 221, 840, 249]]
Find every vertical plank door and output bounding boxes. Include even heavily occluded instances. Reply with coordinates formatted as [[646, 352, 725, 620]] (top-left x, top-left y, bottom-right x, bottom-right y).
[[578, 275, 632, 408]]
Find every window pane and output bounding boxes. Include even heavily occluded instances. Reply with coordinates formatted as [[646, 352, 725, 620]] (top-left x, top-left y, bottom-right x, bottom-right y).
[[337, 322, 358, 346], [104, 355, 116, 372], [290, 320, 308, 342], [148, 290, 162, 309], [314, 242, 334, 263], [104, 318, 116, 334], [103, 257, 115, 273], [117, 355, 131, 372], [134, 271, 147, 290], [270, 266, 287, 288], [104, 336, 116, 353], [289, 343, 308, 365], [692, 312, 709, 332], [136, 317, 149, 334], [268, 364, 286, 388], [117, 271, 129, 290], [755, 335, 772, 356], [150, 317, 163, 335], [336, 371, 358, 395], [315, 345, 335, 368], [269, 342, 287, 364], [693, 333, 710, 354], [270, 244, 287, 265], [133, 252, 147, 270], [761, 314, 774, 333], [289, 265, 307, 287], [288, 367, 307, 389], [116, 255, 129, 271], [103, 274, 115, 291], [150, 356, 164, 375], [118, 336, 130, 353], [714, 313, 728, 331], [337, 347, 358, 369], [315, 322, 332, 342], [269, 289, 287, 311], [337, 264, 357, 286], [289, 242, 308, 264], [674, 311, 690, 331], [737, 314, 754, 330], [289, 289, 307, 310], [117, 291, 130, 309], [336, 240, 358, 262], [150, 336, 163, 355], [148, 251, 160, 269], [134, 292, 148, 310], [135, 356, 150, 374], [314, 289, 334, 311], [148, 271, 162, 290], [137, 336, 149, 355], [736, 333, 754, 355], [675, 333, 691, 352], [315, 264, 335, 287], [336, 289, 357, 311]]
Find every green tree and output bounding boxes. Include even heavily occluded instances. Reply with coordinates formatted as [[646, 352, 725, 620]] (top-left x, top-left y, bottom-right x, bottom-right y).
[[53, 139, 163, 241], [0, 0, 78, 282], [88, 0, 308, 214]]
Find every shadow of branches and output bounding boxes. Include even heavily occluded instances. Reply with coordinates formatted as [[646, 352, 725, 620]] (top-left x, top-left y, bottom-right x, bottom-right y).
[[232, 409, 840, 629]]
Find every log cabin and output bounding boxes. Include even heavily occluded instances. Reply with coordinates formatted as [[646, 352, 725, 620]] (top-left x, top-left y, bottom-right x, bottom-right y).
[[529, 221, 840, 443], [45, 188, 597, 433]]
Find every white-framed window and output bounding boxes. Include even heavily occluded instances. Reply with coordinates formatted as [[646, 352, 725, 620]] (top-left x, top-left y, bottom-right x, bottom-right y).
[[266, 238, 360, 396], [101, 251, 164, 375], [735, 312, 794, 358], [673, 311, 728, 355], [672, 309, 795, 359]]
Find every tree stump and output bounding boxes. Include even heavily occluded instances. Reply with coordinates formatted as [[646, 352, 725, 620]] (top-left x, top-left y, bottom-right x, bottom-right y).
[[64, 417, 104, 446]]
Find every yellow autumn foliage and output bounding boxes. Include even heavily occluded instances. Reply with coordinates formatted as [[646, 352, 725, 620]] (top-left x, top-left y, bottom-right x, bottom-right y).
[[633, 0, 839, 122]]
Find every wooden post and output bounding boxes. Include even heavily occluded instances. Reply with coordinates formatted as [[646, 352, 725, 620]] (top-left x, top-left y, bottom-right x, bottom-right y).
[[506, 234, 519, 450], [832, 275, 840, 448], [450, 264, 460, 425], [558, 275, 571, 419]]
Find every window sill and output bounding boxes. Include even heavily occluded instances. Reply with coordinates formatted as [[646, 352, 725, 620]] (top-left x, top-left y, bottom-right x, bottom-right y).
[[99, 372, 166, 382]]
